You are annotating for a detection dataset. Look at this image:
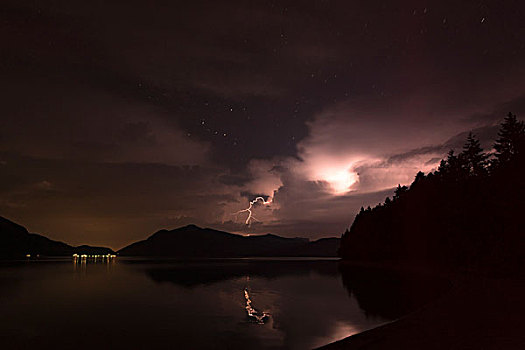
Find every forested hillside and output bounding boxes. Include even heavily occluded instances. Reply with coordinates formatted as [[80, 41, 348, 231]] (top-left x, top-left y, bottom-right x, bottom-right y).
[[339, 113, 525, 271]]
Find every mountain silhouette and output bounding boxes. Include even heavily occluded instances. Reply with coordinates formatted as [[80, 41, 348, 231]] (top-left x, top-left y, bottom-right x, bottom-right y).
[[0, 216, 114, 258], [118, 224, 340, 257]]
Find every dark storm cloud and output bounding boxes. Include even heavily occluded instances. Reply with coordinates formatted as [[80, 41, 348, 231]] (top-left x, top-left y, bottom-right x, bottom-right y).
[[1, 79, 209, 164], [462, 94, 525, 127], [2, 0, 525, 246], [217, 174, 253, 187], [346, 123, 500, 193], [384, 123, 500, 165]]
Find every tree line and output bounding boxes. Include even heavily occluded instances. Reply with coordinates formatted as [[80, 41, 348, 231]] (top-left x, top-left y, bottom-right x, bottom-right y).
[[339, 113, 525, 271]]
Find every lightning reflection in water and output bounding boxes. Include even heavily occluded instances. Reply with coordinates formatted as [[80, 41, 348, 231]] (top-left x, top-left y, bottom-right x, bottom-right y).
[[244, 287, 270, 324]]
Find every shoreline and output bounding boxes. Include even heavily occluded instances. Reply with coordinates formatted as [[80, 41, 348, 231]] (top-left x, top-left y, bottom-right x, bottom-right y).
[[319, 264, 525, 349]]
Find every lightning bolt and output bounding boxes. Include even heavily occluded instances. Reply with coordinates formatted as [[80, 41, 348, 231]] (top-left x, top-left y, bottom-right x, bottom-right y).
[[235, 196, 272, 225]]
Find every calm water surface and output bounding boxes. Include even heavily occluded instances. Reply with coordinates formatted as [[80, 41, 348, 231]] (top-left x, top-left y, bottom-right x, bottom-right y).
[[0, 258, 444, 349]]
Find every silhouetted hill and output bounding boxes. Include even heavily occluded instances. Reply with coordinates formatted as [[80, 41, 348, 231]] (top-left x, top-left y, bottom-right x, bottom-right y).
[[0, 216, 114, 258], [339, 113, 525, 272], [118, 225, 340, 257], [74, 245, 114, 256]]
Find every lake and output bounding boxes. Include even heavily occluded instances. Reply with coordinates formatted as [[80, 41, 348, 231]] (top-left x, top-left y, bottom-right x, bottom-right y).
[[0, 258, 446, 349]]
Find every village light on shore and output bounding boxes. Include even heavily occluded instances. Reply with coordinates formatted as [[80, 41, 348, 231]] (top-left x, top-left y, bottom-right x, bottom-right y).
[[73, 253, 116, 259]]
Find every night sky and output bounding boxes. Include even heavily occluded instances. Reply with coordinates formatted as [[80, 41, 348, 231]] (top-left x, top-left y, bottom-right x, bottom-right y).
[[2, 0, 525, 249]]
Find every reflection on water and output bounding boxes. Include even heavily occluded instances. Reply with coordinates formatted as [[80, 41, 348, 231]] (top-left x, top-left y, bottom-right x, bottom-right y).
[[244, 286, 270, 324], [72, 254, 116, 274], [339, 265, 451, 320], [0, 258, 448, 349]]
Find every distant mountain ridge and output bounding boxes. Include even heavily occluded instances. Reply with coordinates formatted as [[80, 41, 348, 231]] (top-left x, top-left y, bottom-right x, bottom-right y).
[[118, 224, 340, 257], [0, 217, 340, 258], [0, 216, 114, 258]]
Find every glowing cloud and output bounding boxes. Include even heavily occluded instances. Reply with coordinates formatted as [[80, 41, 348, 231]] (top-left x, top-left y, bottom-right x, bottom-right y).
[[314, 165, 358, 195]]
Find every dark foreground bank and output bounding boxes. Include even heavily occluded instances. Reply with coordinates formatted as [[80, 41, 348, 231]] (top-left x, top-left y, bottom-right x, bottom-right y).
[[319, 271, 525, 349]]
